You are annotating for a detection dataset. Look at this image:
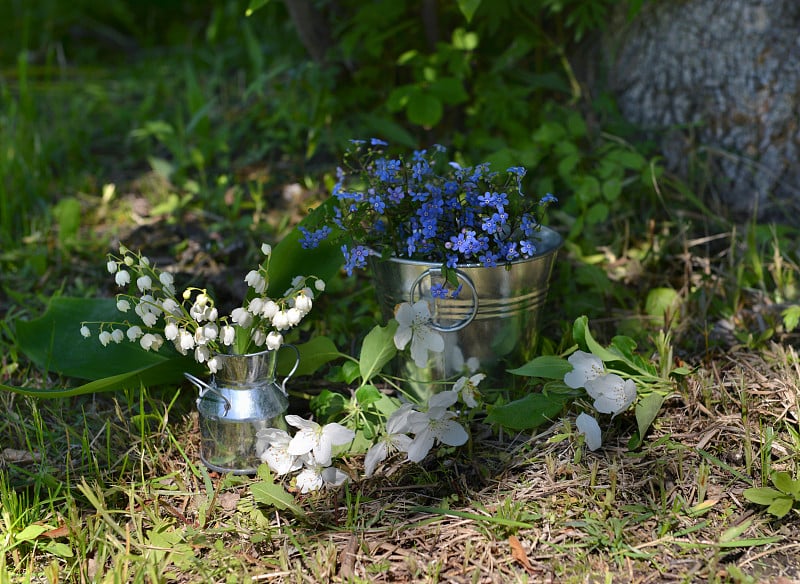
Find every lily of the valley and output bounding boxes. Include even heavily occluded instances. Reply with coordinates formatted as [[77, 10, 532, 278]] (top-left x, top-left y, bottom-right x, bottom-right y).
[[393, 300, 445, 368]]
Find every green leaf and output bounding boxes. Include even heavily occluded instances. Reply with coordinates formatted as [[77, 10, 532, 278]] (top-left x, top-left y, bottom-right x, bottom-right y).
[[782, 305, 800, 333], [251, 477, 302, 515], [276, 336, 341, 378], [486, 392, 570, 430], [342, 360, 361, 384], [428, 77, 469, 105], [572, 316, 617, 363], [16, 297, 186, 380], [266, 199, 344, 298], [356, 384, 383, 407], [15, 525, 47, 541], [52, 197, 82, 243], [766, 496, 794, 518], [406, 91, 443, 127], [743, 487, 784, 506], [645, 287, 681, 321], [456, 0, 481, 23], [771, 472, 799, 497], [310, 390, 348, 422], [634, 392, 665, 445], [245, 0, 270, 16], [609, 335, 638, 361], [507, 355, 572, 379], [359, 321, 398, 383]]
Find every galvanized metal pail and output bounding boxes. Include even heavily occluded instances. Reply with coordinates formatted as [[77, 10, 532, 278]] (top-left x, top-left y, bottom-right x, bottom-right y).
[[369, 226, 562, 397], [185, 346, 299, 474]]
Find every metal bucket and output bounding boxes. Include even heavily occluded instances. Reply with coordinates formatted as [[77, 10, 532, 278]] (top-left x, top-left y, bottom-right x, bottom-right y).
[[185, 346, 299, 474], [369, 226, 562, 398]]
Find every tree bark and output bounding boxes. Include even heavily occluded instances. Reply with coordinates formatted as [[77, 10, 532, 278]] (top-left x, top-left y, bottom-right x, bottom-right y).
[[281, 0, 332, 64], [603, 0, 800, 222]]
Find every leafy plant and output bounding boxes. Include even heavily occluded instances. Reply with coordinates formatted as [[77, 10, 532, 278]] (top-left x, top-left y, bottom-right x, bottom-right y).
[[744, 471, 800, 519]]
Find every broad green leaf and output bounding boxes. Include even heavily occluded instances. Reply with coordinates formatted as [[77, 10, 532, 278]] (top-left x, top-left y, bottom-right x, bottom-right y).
[[507, 356, 572, 379], [771, 471, 798, 497], [356, 384, 382, 407], [276, 336, 341, 377], [634, 392, 665, 445], [406, 91, 443, 128], [251, 479, 302, 515], [743, 487, 784, 506], [428, 77, 469, 105], [766, 496, 794, 519], [0, 359, 202, 398], [342, 361, 361, 384], [456, 0, 481, 23], [572, 316, 617, 363], [266, 199, 343, 298], [645, 287, 681, 321], [359, 321, 398, 383], [486, 392, 569, 430], [16, 297, 186, 380], [15, 525, 47, 541], [52, 197, 81, 243], [310, 390, 348, 422], [782, 305, 800, 332], [609, 335, 638, 361]]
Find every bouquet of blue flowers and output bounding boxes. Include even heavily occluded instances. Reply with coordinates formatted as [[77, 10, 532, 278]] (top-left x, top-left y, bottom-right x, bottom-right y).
[[300, 139, 557, 279]]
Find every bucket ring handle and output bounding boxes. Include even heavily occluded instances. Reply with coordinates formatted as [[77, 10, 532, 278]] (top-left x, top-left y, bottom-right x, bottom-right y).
[[410, 267, 479, 333], [184, 372, 232, 415]]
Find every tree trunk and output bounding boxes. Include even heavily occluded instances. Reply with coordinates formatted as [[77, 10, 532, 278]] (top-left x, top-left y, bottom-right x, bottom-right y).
[[281, 0, 332, 64], [603, 0, 800, 222]]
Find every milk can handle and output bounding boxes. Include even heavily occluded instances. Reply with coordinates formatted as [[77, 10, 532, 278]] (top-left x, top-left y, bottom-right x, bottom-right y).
[[184, 372, 232, 414], [279, 344, 301, 396], [409, 267, 479, 333]]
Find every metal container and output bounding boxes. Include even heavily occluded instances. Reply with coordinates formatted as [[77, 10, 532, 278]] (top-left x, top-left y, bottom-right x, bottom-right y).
[[369, 226, 562, 399], [185, 346, 299, 474]]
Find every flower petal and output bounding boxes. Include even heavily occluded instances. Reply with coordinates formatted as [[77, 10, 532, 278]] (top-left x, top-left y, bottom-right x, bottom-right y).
[[364, 442, 388, 478], [434, 420, 468, 446], [564, 350, 604, 389], [576, 413, 602, 451], [406, 430, 435, 463]]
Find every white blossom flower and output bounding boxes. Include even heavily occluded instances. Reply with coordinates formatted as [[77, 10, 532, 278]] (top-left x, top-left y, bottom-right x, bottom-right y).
[[285, 416, 355, 467], [266, 331, 283, 351], [194, 345, 210, 363], [260, 299, 279, 319], [271, 310, 290, 331], [257, 428, 303, 475], [393, 300, 445, 368], [296, 464, 349, 494], [314, 279, 325, 292], [564, 350, 604, 389], [140, 333, 159, 351], [164, 322, 179, 341], [406, 394, 468, 463], [123, 255, 134, 266], [453, 373, 485, 408], [98, 331, 112, 347], [585, 373, 637, 416], [140, 311, 158, 328], [116, 299, 131, 312], [230, 307, 253, 328], [220, 325, 236, 346], [251, 329, 266, 347], [110, 329, 124, 344], [294, 292, 313, 314], [291, 275, 304, 287], [244, 270, 266, 294], [106, 260, 118, 274], [158, 271, 174, 291], [363, 405, 415, 477], [115, 270, 131, 287], [286, 307, 302, 326], [80, 325, 91, 338], [136, 275, 152, 293], [208, 356, 220, 374], [576, 412, 602, 451], [261, 243, 272, 256], [249, 297, 265, 315], [126, 326, 143, 341], [139, 256, 150, 267], [178, 329, 195, 352]]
